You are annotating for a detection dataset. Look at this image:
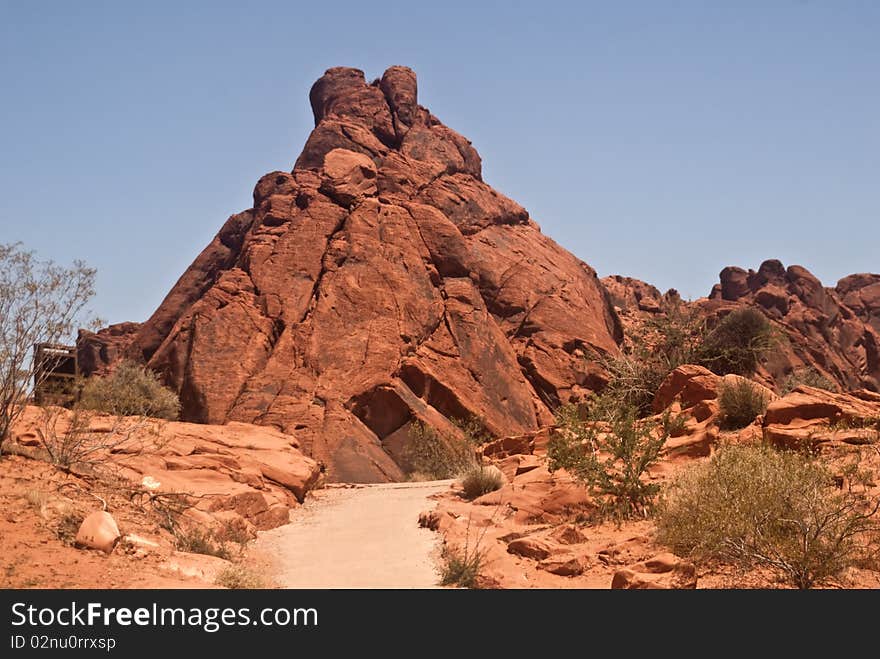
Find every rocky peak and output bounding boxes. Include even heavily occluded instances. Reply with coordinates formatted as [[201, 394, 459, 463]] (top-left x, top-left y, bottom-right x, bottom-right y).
[[81, 66, 622, 482]]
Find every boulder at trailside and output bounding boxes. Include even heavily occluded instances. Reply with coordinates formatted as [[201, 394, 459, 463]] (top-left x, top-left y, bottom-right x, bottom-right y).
[[82, 66, 622, 482]]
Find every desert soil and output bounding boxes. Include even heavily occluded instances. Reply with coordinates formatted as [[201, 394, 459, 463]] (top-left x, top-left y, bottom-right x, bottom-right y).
[[253, 480, 453, 588]]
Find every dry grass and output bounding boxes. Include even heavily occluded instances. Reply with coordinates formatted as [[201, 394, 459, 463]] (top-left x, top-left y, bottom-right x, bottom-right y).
[[214, 564, 267, 589]]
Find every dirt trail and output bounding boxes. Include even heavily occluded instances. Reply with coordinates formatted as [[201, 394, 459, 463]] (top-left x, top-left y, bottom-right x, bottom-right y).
[[253, 480, 453, 588]]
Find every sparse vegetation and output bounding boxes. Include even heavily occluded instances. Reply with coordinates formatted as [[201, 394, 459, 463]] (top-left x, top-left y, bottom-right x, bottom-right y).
[[697, 308, 778, 376], [451, 415, 494, 445], [460, 464, 504, 499], [780, 367, 837, 395], [596, 303, 706, 418], [216, 518, 253, 553], [0, 242, 98, 455], [439, 544, 484, 588], [55, 511, 84, 545], [34, 406, 154, 472], [24, 489, 50, 511], [718, 378, 770, 429], [594, 354, 668, 419], [656, 444, 880, 589], [174, 526, 232, 560], [439, 515, 488, 588], [661, 409, 689, 437], [78, 361, 180, 420], [548, 404, 668, 521], [215, 564, 266, 589], [402, 420, 476, 480]]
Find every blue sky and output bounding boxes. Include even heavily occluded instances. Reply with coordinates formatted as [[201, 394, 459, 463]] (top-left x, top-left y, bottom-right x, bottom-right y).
[[1, 1, 878, 324]]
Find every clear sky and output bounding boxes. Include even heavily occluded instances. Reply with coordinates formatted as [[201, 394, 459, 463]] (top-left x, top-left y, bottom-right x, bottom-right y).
[[1, 1, 877, 325]]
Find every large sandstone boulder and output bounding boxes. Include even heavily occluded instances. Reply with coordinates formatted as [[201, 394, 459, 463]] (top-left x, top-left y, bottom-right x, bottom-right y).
[[762, 387, 880, 449], [79, 66, 622, 482], [11, 406, 321, 532]]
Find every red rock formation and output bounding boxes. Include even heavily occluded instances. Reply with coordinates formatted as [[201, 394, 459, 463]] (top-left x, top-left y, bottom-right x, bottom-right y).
[[83, 66, 622, 482], [706, 260, 880, 392], [77, 322, 142, 377], [606, 260, 880, 393]]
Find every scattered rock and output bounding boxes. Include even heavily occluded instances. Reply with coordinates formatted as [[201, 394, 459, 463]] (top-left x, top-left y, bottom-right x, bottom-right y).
[[540, 556, 586, 576], [75, 511, 120, 554], [507, 536, 554, 560], [611, 553, 697, 589]]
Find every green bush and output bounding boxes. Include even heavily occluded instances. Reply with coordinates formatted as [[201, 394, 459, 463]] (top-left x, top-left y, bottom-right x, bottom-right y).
[[718, 378, 769, 429], [548, 405, 668, 521], [656, 444, 880, 589], [460, 465, 504, 499], [697, 308, 777, 376], [402, 421, 476, 480], [780, 367, 837, 396], [78, 361, 180, 420]]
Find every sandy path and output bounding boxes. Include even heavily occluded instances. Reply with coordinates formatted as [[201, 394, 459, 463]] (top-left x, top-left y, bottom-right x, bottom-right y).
[[253, 480, 453, 589]]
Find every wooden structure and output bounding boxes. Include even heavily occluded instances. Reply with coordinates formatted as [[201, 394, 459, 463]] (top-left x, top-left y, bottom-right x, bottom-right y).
[[33, 343, 78, 406]]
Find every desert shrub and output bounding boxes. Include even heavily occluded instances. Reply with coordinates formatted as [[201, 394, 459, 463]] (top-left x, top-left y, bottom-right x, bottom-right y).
[[718, 378, 770, 429], [78, 361, 180, 420], [402, 421, 476, 480], [34, 406, 153, 471], [460, 464, 504, 499], [661, 409, 689, 437], [638, 302, 707, 369], [25, 489, 50, 510], [697, 308, 777, 376], [595, 354, 668, 418], [451, 415, 494, 445], [596, 303, 706, 418], [780, 367, 837, 396], [548, 404, 668, 520], [656, 444, 880, 589], [174, 527, 232, 560], [439, 544, 484, 588], [439, 514, 489, 588], [215, 565, 266, 589]]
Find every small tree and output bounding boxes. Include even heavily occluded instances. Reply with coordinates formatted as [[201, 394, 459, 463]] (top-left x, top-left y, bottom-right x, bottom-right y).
[[0, 243, 97, 454], [548, 404, 668, 521]]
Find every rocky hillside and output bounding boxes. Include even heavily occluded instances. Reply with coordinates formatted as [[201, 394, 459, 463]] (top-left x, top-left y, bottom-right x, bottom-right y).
[[78, 66, 622, 482], [605, 259, 880, 394]]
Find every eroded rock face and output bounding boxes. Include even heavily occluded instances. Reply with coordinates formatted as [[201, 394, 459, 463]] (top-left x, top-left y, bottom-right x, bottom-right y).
[[11, 406, 322, 533], [606, 260, 880, 394], [706, 260, 880, 392], [84, 66, 622, 482]]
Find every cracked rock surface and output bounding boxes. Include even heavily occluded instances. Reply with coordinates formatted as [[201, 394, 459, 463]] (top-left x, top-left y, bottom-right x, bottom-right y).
[[79, 66, 622, 482]]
